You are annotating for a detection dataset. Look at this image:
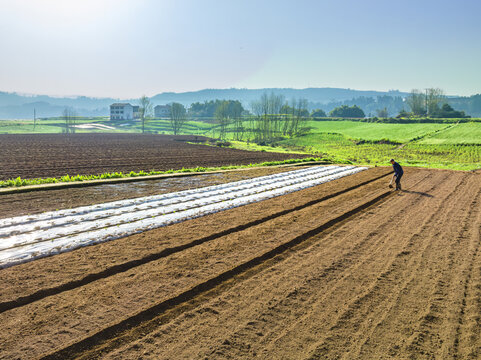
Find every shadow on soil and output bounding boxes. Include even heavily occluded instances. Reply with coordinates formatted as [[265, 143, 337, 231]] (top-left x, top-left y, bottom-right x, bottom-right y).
[[402, 190, 434, 198]]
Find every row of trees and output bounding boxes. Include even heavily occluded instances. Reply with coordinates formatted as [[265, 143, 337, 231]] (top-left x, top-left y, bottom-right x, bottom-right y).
[[214, 95, 366, 142], [329, 105, 365, 118], [63, 107, 77, 134], [404, 88, 468, 118], [132, 88, 468, 138], [214, 100, 244, 140], [189, 98, 372, 119], [189, 100, 244, 118], [136, 94, 366, 140], [135, 95, 188, 135], [195, 93, 317, 142], [319, 95, 404, 118], [309, 91, 474, 118], [247, 93, 311, 142], [406, 88, 444, 116]]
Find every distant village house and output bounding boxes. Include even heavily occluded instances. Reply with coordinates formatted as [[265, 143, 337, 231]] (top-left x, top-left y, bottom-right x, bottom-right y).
[[110, 103, 140, 120], [154, 104, 171, 118]]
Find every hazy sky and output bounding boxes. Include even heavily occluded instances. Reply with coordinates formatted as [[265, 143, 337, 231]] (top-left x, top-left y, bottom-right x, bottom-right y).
[[1, 0, 480, 98]]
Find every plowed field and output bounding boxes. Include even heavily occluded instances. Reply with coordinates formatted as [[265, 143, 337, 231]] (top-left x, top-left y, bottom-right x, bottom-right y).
[[0, 134, 308, 180], [1, 167, 480, 360]]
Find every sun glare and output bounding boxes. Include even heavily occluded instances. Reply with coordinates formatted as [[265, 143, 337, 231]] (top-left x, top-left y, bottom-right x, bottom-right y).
[[17, 0, 124, 26]]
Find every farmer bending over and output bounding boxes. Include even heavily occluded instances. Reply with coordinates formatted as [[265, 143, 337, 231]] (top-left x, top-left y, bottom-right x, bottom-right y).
[[390, 159, 403, 191]]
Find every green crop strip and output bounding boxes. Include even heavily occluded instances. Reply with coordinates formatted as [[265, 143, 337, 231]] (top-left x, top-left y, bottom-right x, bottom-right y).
[[0, 157, 331, 189]]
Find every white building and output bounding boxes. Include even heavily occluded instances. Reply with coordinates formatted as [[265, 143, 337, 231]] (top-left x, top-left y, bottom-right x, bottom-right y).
[[132, 105, 140, 119], [110, 103, 134, 120], [154, 104, 171, 118]]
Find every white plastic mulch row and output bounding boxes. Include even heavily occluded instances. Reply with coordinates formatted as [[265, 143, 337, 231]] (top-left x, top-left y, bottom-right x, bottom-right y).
[[0, 165, 366, 268]]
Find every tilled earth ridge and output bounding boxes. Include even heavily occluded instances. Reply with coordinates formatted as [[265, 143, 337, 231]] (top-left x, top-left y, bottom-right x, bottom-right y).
[[1, 167, 480, 360], [0, 166, 389, 306], [0, 166, 364, 270]]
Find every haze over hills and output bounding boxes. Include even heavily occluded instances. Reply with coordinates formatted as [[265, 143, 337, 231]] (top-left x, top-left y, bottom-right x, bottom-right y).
[[0, 87, 479, 119], [149, 88, 409, 105], [0, 88, 407, 119]]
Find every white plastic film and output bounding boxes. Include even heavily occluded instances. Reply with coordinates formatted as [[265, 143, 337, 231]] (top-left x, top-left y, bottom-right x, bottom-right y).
[[0, 166, 366, 268]]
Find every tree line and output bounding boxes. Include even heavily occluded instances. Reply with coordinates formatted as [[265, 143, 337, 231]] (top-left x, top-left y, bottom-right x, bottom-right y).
[[133, 93, 328, 140], [98, 88, 471, 138], [402, 88, 469, 118]]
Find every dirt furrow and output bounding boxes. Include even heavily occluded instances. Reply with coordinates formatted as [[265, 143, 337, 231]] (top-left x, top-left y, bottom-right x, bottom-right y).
[[0, 167, 391, 305], [0, 170, 392, 359], [400, 176, 481, 360], [1, 168, 478, 360], [96, 170, 448, 359], [301, 171, 466, 359], [0, 169, 390, 313], [38, 191, 393, 360], [452, 188, 481, 359], [194, 172, 439, 360], [350, 174, 480, 359]]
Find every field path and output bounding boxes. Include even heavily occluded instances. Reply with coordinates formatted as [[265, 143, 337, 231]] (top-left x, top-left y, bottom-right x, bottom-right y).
[[0, 167, 480, 360]]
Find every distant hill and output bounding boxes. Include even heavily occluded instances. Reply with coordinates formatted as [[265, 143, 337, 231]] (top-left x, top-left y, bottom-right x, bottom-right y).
[[0, 92, 114, 119], [149, 88, 408, 106], [0, 88, 408, 119], [1, 88, 479, 119]]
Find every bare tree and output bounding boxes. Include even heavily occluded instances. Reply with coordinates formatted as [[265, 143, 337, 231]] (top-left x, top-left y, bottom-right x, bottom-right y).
[[170, 102, 187, 135], [138, 95, 153, 133], [426, 88, 444, 115], [285, 98, 308, 136], [249, 92, 287, 142], [214, 101, 230, 140], [225, 100, 244, 140], [269, 93, 284, 137], [63, 107, 77, 134], [406, 88, 444, 116], [406, 89, 426, 116], [376, 107, 389, 118], [295, 98, 308, 135], [249, 100, 262, 141], [262, 92, 284, 140]]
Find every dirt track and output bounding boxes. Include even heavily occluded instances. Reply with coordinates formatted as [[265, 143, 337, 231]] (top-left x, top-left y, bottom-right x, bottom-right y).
[[0, 134, 309, 180], [0, 167, 480, 359]]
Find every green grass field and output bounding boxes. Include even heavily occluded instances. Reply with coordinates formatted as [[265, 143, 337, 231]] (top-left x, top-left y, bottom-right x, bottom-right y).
[[283, 121, 481, 170], [418, 122, 481, 145], [1, 117, 480, 171], [278, 132, 480, 170], [305, 121, 448, 143]]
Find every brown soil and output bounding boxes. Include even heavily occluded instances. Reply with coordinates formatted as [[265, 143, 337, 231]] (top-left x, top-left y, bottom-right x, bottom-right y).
[[1, 167, 480, 360], [0, 133, 309, 180]]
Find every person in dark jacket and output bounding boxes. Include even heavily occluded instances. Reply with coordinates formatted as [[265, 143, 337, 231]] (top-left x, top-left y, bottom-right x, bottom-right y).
[[390, 159, 403, 190]]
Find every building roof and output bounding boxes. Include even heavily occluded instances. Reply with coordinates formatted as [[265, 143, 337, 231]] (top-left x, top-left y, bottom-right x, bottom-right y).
[[110, 103, 132, 107]]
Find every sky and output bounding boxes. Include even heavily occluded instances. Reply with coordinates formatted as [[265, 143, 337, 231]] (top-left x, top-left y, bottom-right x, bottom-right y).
[[0, 0, 480, 98]]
